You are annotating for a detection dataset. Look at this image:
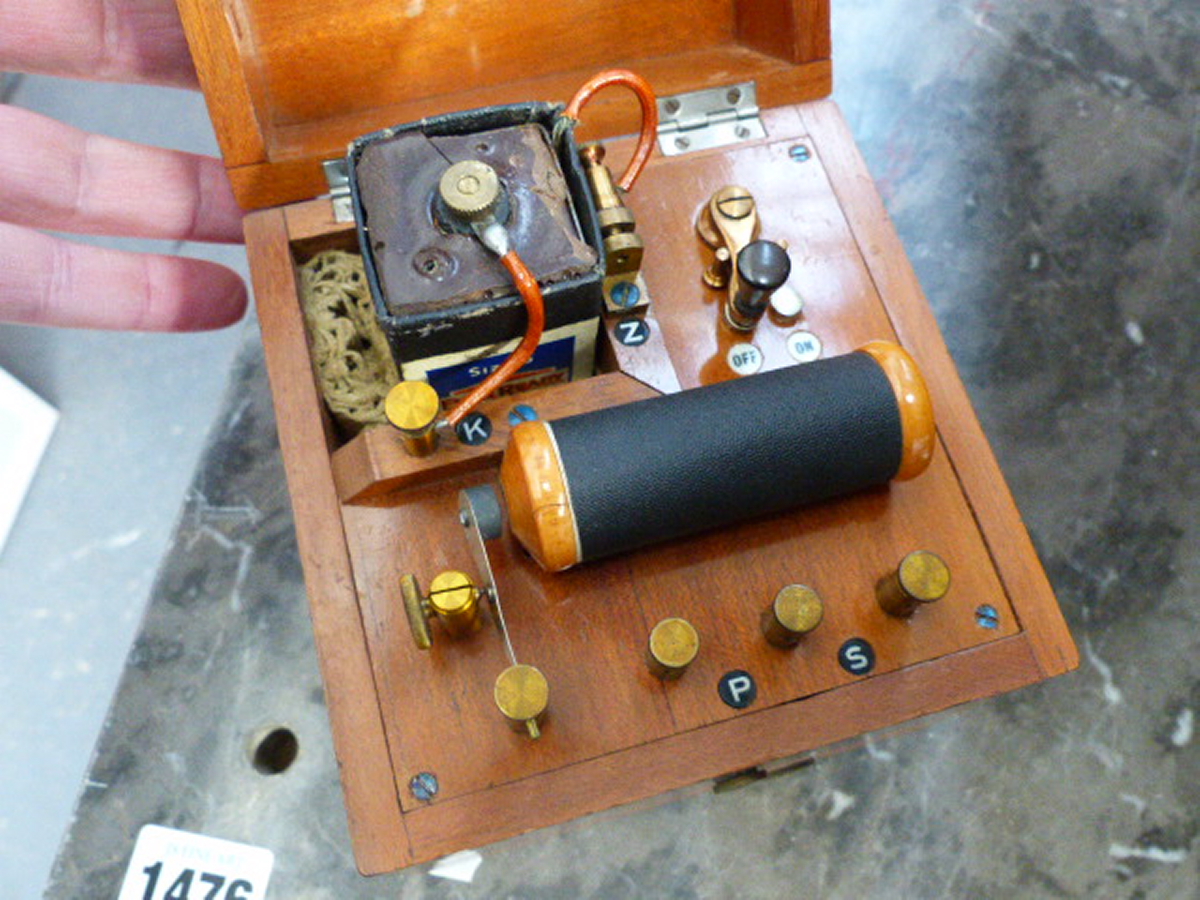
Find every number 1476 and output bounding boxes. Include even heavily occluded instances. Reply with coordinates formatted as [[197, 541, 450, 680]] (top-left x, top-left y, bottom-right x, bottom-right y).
[[139, 863, 255, 900]]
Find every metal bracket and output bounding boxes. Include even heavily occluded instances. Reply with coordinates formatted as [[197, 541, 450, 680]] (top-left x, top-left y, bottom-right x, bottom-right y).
[[656, 82, 766, 156], [323, 158, 354, 223], [458, 486, 517, 665]]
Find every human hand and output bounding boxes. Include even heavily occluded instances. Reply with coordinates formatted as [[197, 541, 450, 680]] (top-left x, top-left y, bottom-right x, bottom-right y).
[[0, 0, 247, 330]]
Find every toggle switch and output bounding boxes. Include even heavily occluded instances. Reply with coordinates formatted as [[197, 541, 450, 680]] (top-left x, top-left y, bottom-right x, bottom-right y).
[[876, 551, 951, 618], [647, 618, 700, 680], [762, 584, 824, 648], [726, 240, 791, 331]]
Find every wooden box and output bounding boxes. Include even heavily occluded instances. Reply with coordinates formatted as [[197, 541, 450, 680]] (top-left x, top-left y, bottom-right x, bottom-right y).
[[179, 0, 1078, 875]]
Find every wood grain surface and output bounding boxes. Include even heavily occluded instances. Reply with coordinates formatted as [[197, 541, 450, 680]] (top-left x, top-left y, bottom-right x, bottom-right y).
[[178, 1, 833, 209], [250, 96, 1075, 872]]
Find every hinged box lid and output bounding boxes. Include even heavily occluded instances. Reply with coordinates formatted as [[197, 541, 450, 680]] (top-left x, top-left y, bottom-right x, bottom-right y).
[[176, 0, 832, 211]]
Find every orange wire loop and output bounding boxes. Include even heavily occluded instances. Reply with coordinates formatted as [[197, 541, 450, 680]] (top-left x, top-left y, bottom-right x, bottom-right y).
[[564, 69, 658, 191], [445, 250, 546, 429]]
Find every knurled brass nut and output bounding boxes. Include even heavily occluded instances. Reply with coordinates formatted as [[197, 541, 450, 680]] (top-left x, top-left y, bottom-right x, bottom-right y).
[[439, 160, 501, 221]]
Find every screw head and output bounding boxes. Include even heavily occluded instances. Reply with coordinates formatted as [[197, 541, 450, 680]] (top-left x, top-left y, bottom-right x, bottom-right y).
[[409, 771, 439, 802], [610, 281, 641, 308], [507, 404, 539, 426], [789, 144, 811, 162], [975, 604, 1000, 629]]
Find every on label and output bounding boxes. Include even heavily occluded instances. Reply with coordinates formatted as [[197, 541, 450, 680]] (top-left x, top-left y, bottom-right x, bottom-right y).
[[786, 330, 823, 363], [118, 824, 274, 900], [838, 638, 876, 676], [718, 670, 758, 708], [614, 318, 650, 347], [726, 343, 764, 376]]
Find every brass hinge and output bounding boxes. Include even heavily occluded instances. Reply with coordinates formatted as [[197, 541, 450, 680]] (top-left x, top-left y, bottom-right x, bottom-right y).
[[656, 81, 766, 156], [323, 158, 353, 223]]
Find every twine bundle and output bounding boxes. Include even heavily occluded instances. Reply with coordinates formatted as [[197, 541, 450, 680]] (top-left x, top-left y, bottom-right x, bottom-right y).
[[298, 250, 399, 436]]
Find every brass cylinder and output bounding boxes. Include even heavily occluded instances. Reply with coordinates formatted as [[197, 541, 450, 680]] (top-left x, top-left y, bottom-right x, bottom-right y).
[[876, 550, 951, 617], [580, 143, 622, 212], [494, 664, 550, 739], [647, 618, 700, 680], [762, 584, 824, 648], [427, 570, 481, 638], [385, 381, 441, 457]]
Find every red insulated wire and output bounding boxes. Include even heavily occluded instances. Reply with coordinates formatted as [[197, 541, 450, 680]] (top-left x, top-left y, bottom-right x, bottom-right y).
[[445, 250, 546, 429], [564, 68, 658, 191]]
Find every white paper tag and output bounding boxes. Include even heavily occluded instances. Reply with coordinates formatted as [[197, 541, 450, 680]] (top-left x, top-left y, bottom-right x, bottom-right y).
[[0, 366, 57, 557], [118, 825, 275, 900], [429, 849, 484, 883]]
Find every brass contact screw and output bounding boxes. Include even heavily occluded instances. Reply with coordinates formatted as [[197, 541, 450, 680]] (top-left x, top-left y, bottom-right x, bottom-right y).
[[646, 617, 700, 680], [385, 381, 441, 457], [494, 664, 550, 739], [876, 551, 951, 618], [762, 585, 824, 648]]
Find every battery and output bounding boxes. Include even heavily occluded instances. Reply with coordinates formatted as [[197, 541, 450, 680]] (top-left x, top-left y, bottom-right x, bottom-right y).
[[347, 103, 604, 407]]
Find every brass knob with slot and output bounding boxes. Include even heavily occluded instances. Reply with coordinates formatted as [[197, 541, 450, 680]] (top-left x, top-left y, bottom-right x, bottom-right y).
[[494, 664, 549, 739], [647, 617, 700, 680], [401, 570, 483, 649], [762, 584, 824, 648], [876, 551, 951, 618]]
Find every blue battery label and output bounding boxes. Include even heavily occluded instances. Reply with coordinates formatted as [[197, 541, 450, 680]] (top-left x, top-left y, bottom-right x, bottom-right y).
[[427, 335, 577, 404]]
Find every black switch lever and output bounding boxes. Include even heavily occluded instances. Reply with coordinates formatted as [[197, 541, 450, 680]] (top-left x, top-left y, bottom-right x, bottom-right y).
[[727, 239, 791, 331]]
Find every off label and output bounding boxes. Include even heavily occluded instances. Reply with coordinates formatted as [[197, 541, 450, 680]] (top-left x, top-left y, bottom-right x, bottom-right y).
[[786, 330, 823, 363], [118, 825, 274, 900], [726, 343, 764, 376], [838, 638, 876, 676], [614, 318, 650, 347]]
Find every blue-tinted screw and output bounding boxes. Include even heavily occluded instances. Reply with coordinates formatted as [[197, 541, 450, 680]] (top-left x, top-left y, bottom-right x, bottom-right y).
[[610, 281, 641, 308], [789, 144, 811, 162], [410, 771, 439, 801], [975, 604, 1000, 629], [507, 404, 539, 427]]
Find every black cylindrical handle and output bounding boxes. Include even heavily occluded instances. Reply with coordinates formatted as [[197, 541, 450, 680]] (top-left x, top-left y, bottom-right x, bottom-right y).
[[500, 343, 935, 571], [730, 240, 791, 327]]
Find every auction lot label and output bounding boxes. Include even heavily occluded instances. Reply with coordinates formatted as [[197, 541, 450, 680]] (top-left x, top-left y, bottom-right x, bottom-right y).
[[118, 825, 274, 900]]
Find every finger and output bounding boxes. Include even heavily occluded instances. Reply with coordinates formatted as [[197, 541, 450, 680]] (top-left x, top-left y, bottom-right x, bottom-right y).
[[0, 105, 243, 244], [0, 222, 247, 331], [0, 0, 197, 88]]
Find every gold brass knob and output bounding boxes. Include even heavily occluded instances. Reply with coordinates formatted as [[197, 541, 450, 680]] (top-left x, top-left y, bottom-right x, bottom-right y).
[[762, 584, 824, 648], [494, 664, 549, 739], [876, 551, 951, 618], [427, 570, 482, 638], [401, 570, 482, 649], [647, 618, 700, 681], [438, 160, 501, 222], [385, 381, 441, 457]]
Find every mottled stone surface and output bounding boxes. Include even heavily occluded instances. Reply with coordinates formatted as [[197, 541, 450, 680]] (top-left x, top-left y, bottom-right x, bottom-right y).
[[49, 1, 1199, 897]]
